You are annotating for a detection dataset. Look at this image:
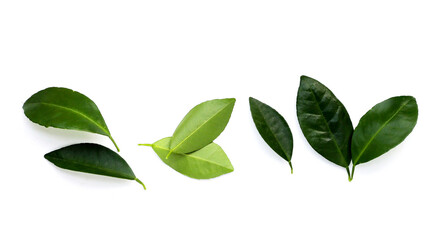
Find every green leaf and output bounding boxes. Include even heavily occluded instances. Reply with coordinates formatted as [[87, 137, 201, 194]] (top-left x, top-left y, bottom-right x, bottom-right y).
[[168, 98, 236, 157], [23, 87, 119, 151], [140, 137, 234, 179], [351, 96, 418, 179], [296, 76, 353, 173], [249, 97, 294, 173], [44, 143, 145, 189]]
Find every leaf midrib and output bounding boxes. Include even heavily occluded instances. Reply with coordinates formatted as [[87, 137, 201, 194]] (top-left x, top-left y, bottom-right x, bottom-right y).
[[155, 145, 232, 170], [254, 102, 291, 161], [171, 102, 232, 153], [308, 88, 346, 164], [29, 102, 109, 136], [353, 99, 411, 165]]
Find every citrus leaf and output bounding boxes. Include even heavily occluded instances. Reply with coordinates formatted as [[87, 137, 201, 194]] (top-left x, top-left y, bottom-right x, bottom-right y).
[[44, 143, 145, 189], [23, 87, 119, 151], [249, 97, 294, 173], [141, 137, 233, 179], [296, 76, 353, 172], [351, 96, 418, 180], [168, 98, 235, 156]]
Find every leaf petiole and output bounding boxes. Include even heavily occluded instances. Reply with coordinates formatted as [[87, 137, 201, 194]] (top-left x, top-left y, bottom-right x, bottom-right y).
[[349, 165, 355, 182], [289, 161, 293, 174], [346, 167, 351, 181], [109, 135, 120, 152], [138, 143, 153, 147], [135, 178, 146, 190]]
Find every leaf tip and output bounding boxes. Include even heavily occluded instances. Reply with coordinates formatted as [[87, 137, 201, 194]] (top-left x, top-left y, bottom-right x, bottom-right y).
[[248, 96, 260, 105], [300, 75, 312, 82], [226, 98, 236, 107], [43, 153, 51, 161]]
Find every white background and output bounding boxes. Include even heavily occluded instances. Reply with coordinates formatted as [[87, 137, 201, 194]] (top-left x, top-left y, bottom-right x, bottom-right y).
[[1, 1, 447, 239]]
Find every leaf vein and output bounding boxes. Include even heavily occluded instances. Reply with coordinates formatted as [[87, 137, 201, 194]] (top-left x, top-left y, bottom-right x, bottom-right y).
[[32, 102, 109, 136], [255, 103, 291, 161], [308, 88, 345, 163]]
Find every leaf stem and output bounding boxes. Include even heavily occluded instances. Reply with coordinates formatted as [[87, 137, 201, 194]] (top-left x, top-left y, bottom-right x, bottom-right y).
[[138, 143, 153, 147], [109, 136, 120, 152], [346, 166, 350, 181], [349, 165, 355, 182], [288, 161, 293, 174], [135, 178, 146, 190]]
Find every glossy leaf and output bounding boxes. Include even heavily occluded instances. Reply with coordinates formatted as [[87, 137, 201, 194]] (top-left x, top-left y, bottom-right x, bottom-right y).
[[351, 96, 418, 179], [296, 76, 353, 171], [23, 87, 119, 151], [249, 97, 294, 173], [44, 143, 145, 189], [141, 137, 233, 179], [168, 98, 236, 156]]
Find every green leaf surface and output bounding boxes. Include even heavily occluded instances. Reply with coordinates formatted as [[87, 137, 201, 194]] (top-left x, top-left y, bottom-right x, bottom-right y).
[[44, 143, 145, 189], [249, 97, 294, 173], [296, 76, 353, 169], [352, 96, 418, 166], [23, 87, 119, 151], [168, 98, 235, 156], [142, 137, 233, 179]]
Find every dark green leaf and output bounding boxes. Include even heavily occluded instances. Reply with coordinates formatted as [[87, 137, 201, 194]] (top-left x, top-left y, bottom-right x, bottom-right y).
[[296, 76, 353, 171], [141, 137, 233, 179], [44, 143, 145, 189], [249, 97, 294, 173], [23, 87, 119, 151], [351, 96, 418, 168], [168, 98, 235, 156]]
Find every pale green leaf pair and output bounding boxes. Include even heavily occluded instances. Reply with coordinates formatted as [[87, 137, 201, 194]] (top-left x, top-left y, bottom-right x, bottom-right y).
[[140, 98, 236, 179]]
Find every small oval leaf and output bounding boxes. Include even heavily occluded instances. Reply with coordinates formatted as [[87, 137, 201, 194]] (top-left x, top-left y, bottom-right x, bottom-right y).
[[352, 96, 418, 166], [144, 137, 233, 179], [249, 97, 294, 173], [44, 143, 145, 189], [169, 98, 236, 155], [296, 76, 353, 169], [23, 87, 119, 151]]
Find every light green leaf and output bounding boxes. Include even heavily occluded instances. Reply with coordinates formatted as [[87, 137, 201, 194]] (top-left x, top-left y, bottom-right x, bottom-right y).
[[141, 137, 234, 179], [168, 98, 235, 157]]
